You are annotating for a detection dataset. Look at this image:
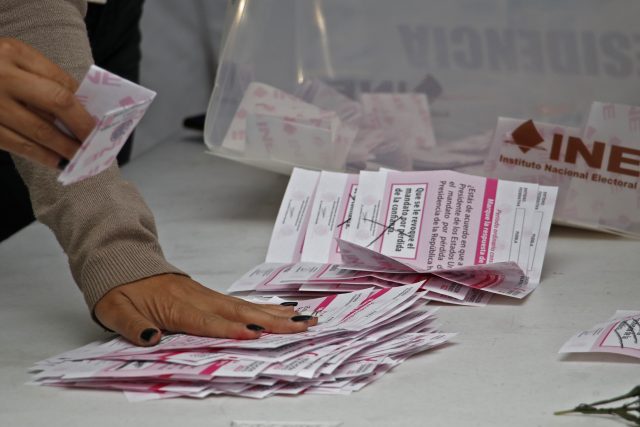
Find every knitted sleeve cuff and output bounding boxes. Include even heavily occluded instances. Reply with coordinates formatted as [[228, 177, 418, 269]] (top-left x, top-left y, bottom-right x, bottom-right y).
[[79, 239, 188, 310]]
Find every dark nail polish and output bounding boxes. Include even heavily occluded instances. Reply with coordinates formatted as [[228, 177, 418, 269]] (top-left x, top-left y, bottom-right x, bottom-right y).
[[246, 324, 265, 331], [291, 315, 313, 322], [140, 328, 158, 342], [57, 158, 69, 170], [280, 301, 298, 307]]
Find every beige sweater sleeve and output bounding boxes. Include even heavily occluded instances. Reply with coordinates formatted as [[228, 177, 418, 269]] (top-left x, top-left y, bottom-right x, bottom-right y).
[[1, 0, 185, 310]]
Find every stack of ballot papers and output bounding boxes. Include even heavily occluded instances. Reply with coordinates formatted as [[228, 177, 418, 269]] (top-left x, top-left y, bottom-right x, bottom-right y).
[[229, 168, 558, 306], [30, 169, 556, 400], [29, 285, 455, 401]]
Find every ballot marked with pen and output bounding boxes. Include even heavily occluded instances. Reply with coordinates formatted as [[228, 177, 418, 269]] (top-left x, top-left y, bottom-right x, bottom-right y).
[[560, 310, 640, 359], [229, 167, 558, 303]]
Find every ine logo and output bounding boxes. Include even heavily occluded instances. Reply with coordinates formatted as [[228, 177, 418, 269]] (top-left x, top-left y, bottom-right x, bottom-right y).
[[509, 120, 545, 154], [505, 120, 640, 178]]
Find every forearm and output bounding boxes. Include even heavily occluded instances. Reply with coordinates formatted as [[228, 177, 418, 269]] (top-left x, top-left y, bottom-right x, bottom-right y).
[[1, 0, 184, 309]]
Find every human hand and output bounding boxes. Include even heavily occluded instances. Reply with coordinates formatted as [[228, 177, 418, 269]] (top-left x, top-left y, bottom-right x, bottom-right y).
[[94, 274, 318, 346], [0, 38, 95, 168]]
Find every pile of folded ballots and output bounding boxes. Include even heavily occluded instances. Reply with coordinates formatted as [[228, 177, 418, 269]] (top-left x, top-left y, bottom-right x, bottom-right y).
[[30, 168, 556, 400]]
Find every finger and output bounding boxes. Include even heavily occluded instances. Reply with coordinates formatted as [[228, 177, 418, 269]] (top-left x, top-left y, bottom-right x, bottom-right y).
[[263, 302, 300, 310], [212, 300, 317, 334], [158, 302, 264, 340], [260, 304, 298, 316], [0, 100, 80, 159], [186, 284, 297, 318], [28, 106, 56, 124], [94, 292, 162, 347], [233, 301, 297, 317], [6, 39, 79, 92], [0, 124, 61, 168], [190, 295, 304, 328], [277, 301, 299, 308], [183, 289, 289, 320], [8, 70, 95, 141]]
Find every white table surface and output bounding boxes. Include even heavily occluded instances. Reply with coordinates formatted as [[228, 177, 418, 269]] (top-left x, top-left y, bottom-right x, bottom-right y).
[[1, 137, 639, 427]]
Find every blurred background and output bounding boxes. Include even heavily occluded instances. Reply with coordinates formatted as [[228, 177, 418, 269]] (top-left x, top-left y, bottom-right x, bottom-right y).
[[133, 0, 228, 158], [3, 0, 639, 239]]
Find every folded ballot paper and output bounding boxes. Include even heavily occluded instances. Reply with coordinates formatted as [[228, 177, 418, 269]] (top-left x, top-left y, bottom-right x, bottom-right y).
[[29, 285, 455, 400], [57, 65, 156, 185], [216, 80, 436, 173], [229, 168, 557, 304], [220, 82, 354, 172], [559, 310, 640, 360]]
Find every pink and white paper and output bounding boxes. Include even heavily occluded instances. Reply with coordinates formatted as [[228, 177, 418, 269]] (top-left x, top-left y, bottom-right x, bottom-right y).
[[559, 310, 640, 360], [57, 65, 156, 185], [231, 167, 556, 301], [360, 93, 437, 150], [227, 261, 428, 296], [30, 286, 455, 400], [341, 169, 556, 287], [301, 171, 359, 264], [221, 82, 356, 171], [265, 168, 320, 264]]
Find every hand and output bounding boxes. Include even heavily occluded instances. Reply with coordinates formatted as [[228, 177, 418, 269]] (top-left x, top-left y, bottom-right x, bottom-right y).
[[0, 38, 95, 168], [94, 274, 318, 346]]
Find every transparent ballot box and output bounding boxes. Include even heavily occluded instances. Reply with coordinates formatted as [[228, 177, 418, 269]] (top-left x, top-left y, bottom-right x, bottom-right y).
[[204, 0, 640, 176]]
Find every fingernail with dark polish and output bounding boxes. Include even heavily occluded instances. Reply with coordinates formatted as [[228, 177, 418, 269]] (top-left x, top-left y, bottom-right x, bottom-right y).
[[246, 324, 265, 331], [57, 158, 69, 170], [140, 328, 158, 342], [291, 315, 313, 322], [280, 301, 298, 307]]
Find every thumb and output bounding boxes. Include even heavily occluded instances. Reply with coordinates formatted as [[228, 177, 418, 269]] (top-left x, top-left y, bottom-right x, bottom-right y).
[[94, 292, 162, 347]]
